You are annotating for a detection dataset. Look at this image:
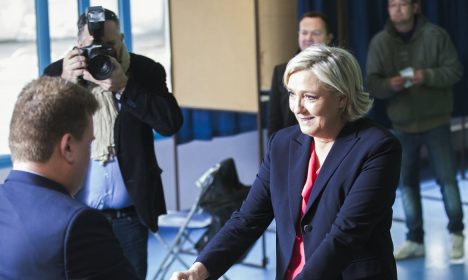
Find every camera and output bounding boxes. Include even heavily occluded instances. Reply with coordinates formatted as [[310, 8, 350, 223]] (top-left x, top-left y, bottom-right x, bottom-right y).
[[80, 44, 114, 81], [80, 6, 114, 80]]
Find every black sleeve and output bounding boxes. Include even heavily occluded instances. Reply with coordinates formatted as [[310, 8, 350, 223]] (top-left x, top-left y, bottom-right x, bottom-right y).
[[119, 56, 183, 136], [64, 208, 138, 280], [43, 60, 64, 77], [268, 64, 285, 137]]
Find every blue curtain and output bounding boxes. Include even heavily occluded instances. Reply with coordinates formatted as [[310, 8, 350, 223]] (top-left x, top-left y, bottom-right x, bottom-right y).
[[174, 100, 268, 144], [298, 0, 468, 126]]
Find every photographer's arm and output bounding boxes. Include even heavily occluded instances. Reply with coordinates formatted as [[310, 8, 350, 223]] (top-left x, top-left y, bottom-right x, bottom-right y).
[[114, 56, 183, 136]]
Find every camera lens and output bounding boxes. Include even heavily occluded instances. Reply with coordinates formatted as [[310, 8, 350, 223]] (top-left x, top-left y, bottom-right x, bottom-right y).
[[88, 54, 113, 80]]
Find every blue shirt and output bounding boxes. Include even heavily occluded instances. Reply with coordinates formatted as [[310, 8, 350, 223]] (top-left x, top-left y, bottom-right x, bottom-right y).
[[76, 158, 133, 209], [75, 94, 132, 209]]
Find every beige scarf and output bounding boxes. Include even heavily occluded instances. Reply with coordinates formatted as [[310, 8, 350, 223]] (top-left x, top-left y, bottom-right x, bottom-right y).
[[89, 44, 130, 164]]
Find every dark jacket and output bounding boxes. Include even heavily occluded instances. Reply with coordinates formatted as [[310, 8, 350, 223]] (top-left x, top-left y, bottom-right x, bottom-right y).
[[44, 53, 183, 231], [0, 171, 138, 280], [367, 15, 463, 133], [268, 63, 297, 137], [197, 118, 401, 280]]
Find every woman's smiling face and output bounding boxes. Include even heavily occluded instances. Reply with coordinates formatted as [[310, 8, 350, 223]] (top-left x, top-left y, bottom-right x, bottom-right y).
[[287, 70, 346, 140]]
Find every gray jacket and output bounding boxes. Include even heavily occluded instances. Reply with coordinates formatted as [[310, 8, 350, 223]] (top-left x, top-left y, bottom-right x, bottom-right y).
[[366, 15, 463, 133]]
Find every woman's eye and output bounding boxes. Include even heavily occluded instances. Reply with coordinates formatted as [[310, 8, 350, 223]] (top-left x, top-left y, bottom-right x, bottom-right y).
[[304, 94, 318, 101], [288, 91, 296, 97]]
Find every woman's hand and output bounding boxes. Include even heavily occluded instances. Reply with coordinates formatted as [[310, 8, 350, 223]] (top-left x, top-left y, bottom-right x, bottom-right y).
[[170, 262, 210, 280]]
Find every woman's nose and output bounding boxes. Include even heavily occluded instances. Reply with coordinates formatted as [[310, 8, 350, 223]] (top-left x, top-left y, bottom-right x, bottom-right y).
[[290, 96, 304, 114]]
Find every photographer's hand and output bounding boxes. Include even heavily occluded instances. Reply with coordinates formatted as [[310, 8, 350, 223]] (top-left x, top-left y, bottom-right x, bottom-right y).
[[83, 57, 128, 93], [61, 48, 87, 84]]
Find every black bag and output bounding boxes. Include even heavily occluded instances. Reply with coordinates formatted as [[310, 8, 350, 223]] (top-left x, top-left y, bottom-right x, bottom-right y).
[[195, 158, 250, 252]]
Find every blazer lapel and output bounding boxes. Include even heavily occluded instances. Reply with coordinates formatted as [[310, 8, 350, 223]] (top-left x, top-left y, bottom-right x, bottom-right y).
[[303, 122, 359, 216], [288, 132, 312, 229]]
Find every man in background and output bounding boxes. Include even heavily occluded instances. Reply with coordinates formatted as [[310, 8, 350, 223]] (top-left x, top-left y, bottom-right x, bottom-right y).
[[44, 7, 183, 278], [0, 76, 138, 279], [268, 11, 333, 137], [367, 0, 464, 260]]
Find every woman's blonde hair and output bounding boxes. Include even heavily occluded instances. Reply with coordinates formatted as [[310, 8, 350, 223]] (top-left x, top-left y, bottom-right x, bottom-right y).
[[283, 45, 373, 121]]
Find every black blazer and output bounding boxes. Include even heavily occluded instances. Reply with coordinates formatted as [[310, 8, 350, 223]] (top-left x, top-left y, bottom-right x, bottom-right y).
[[197, 119, 401, 280], [44, 53, 183, 231], [267, 63, 298, 137], [0, 171, 138, 279]]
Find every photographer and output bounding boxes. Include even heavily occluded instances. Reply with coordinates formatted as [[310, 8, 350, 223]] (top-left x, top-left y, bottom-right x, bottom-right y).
[[44, 7, 183, 279]]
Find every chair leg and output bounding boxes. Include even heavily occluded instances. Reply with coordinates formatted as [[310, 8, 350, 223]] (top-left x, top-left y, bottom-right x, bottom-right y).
[[153, 233, 192, 280]]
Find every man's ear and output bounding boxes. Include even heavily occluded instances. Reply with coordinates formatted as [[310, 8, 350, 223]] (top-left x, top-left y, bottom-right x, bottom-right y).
[[327, 33, 334, 45], [413, 2, 421, 14], [59, 133, 74, 164]]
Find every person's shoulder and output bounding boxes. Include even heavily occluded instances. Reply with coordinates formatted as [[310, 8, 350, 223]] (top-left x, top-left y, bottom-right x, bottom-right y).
[[420, 20, 451, 39], [130, 52, 161, 66], [356, 118, 402, 155], [51, 196, 90, 224], [1, 172, 83, 213], [354, 118, 396, 141], [357, 119, 401, 153], [129, 52, 165, 74], [369, 29, 392, 45]]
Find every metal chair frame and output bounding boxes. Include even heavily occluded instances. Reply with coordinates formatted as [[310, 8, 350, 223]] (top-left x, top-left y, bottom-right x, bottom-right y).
[[152, 164, 228, 280]]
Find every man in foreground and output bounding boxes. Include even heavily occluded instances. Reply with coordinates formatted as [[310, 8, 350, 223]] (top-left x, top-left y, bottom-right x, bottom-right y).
[[0, 76, 138, 279]]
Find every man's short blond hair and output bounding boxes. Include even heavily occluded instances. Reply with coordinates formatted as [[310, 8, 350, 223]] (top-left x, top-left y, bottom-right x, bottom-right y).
[[9, 76, 98, 163]]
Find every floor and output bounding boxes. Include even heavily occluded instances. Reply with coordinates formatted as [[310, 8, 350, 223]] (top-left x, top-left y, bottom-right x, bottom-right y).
[[146, 167, 468, 280]]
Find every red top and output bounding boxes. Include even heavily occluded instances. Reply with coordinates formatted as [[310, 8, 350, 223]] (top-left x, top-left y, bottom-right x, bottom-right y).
[[286, 142, 320, 280]]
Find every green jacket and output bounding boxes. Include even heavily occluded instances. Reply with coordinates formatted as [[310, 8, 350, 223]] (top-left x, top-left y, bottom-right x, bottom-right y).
[[366, 15, 463, 133]]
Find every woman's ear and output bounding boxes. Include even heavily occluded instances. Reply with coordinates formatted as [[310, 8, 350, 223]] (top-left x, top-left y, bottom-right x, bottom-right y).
[[339, 95, 347, 110]]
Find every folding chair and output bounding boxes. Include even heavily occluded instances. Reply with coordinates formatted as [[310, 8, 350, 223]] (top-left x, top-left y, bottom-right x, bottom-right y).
[[152, 163, 227, 280], [193, 158, 268, 269]]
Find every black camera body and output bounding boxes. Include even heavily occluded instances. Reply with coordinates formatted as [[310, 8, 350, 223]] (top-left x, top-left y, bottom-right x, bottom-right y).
[[81, 43, 114, 81], [80, 6, 114, 80]]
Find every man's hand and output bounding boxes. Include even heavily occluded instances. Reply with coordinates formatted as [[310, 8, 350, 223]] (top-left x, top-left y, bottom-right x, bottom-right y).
[[61, 48, 87, 84], [412, 69, 424, 86], [83, 56, 128, 93], [389, 75, 405, 92], [170, 262, 209, 280]]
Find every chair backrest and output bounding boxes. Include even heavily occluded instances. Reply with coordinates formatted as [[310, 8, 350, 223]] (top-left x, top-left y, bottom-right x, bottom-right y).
[[195, 158, 250, 252], [199, 158, 250, 215]]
